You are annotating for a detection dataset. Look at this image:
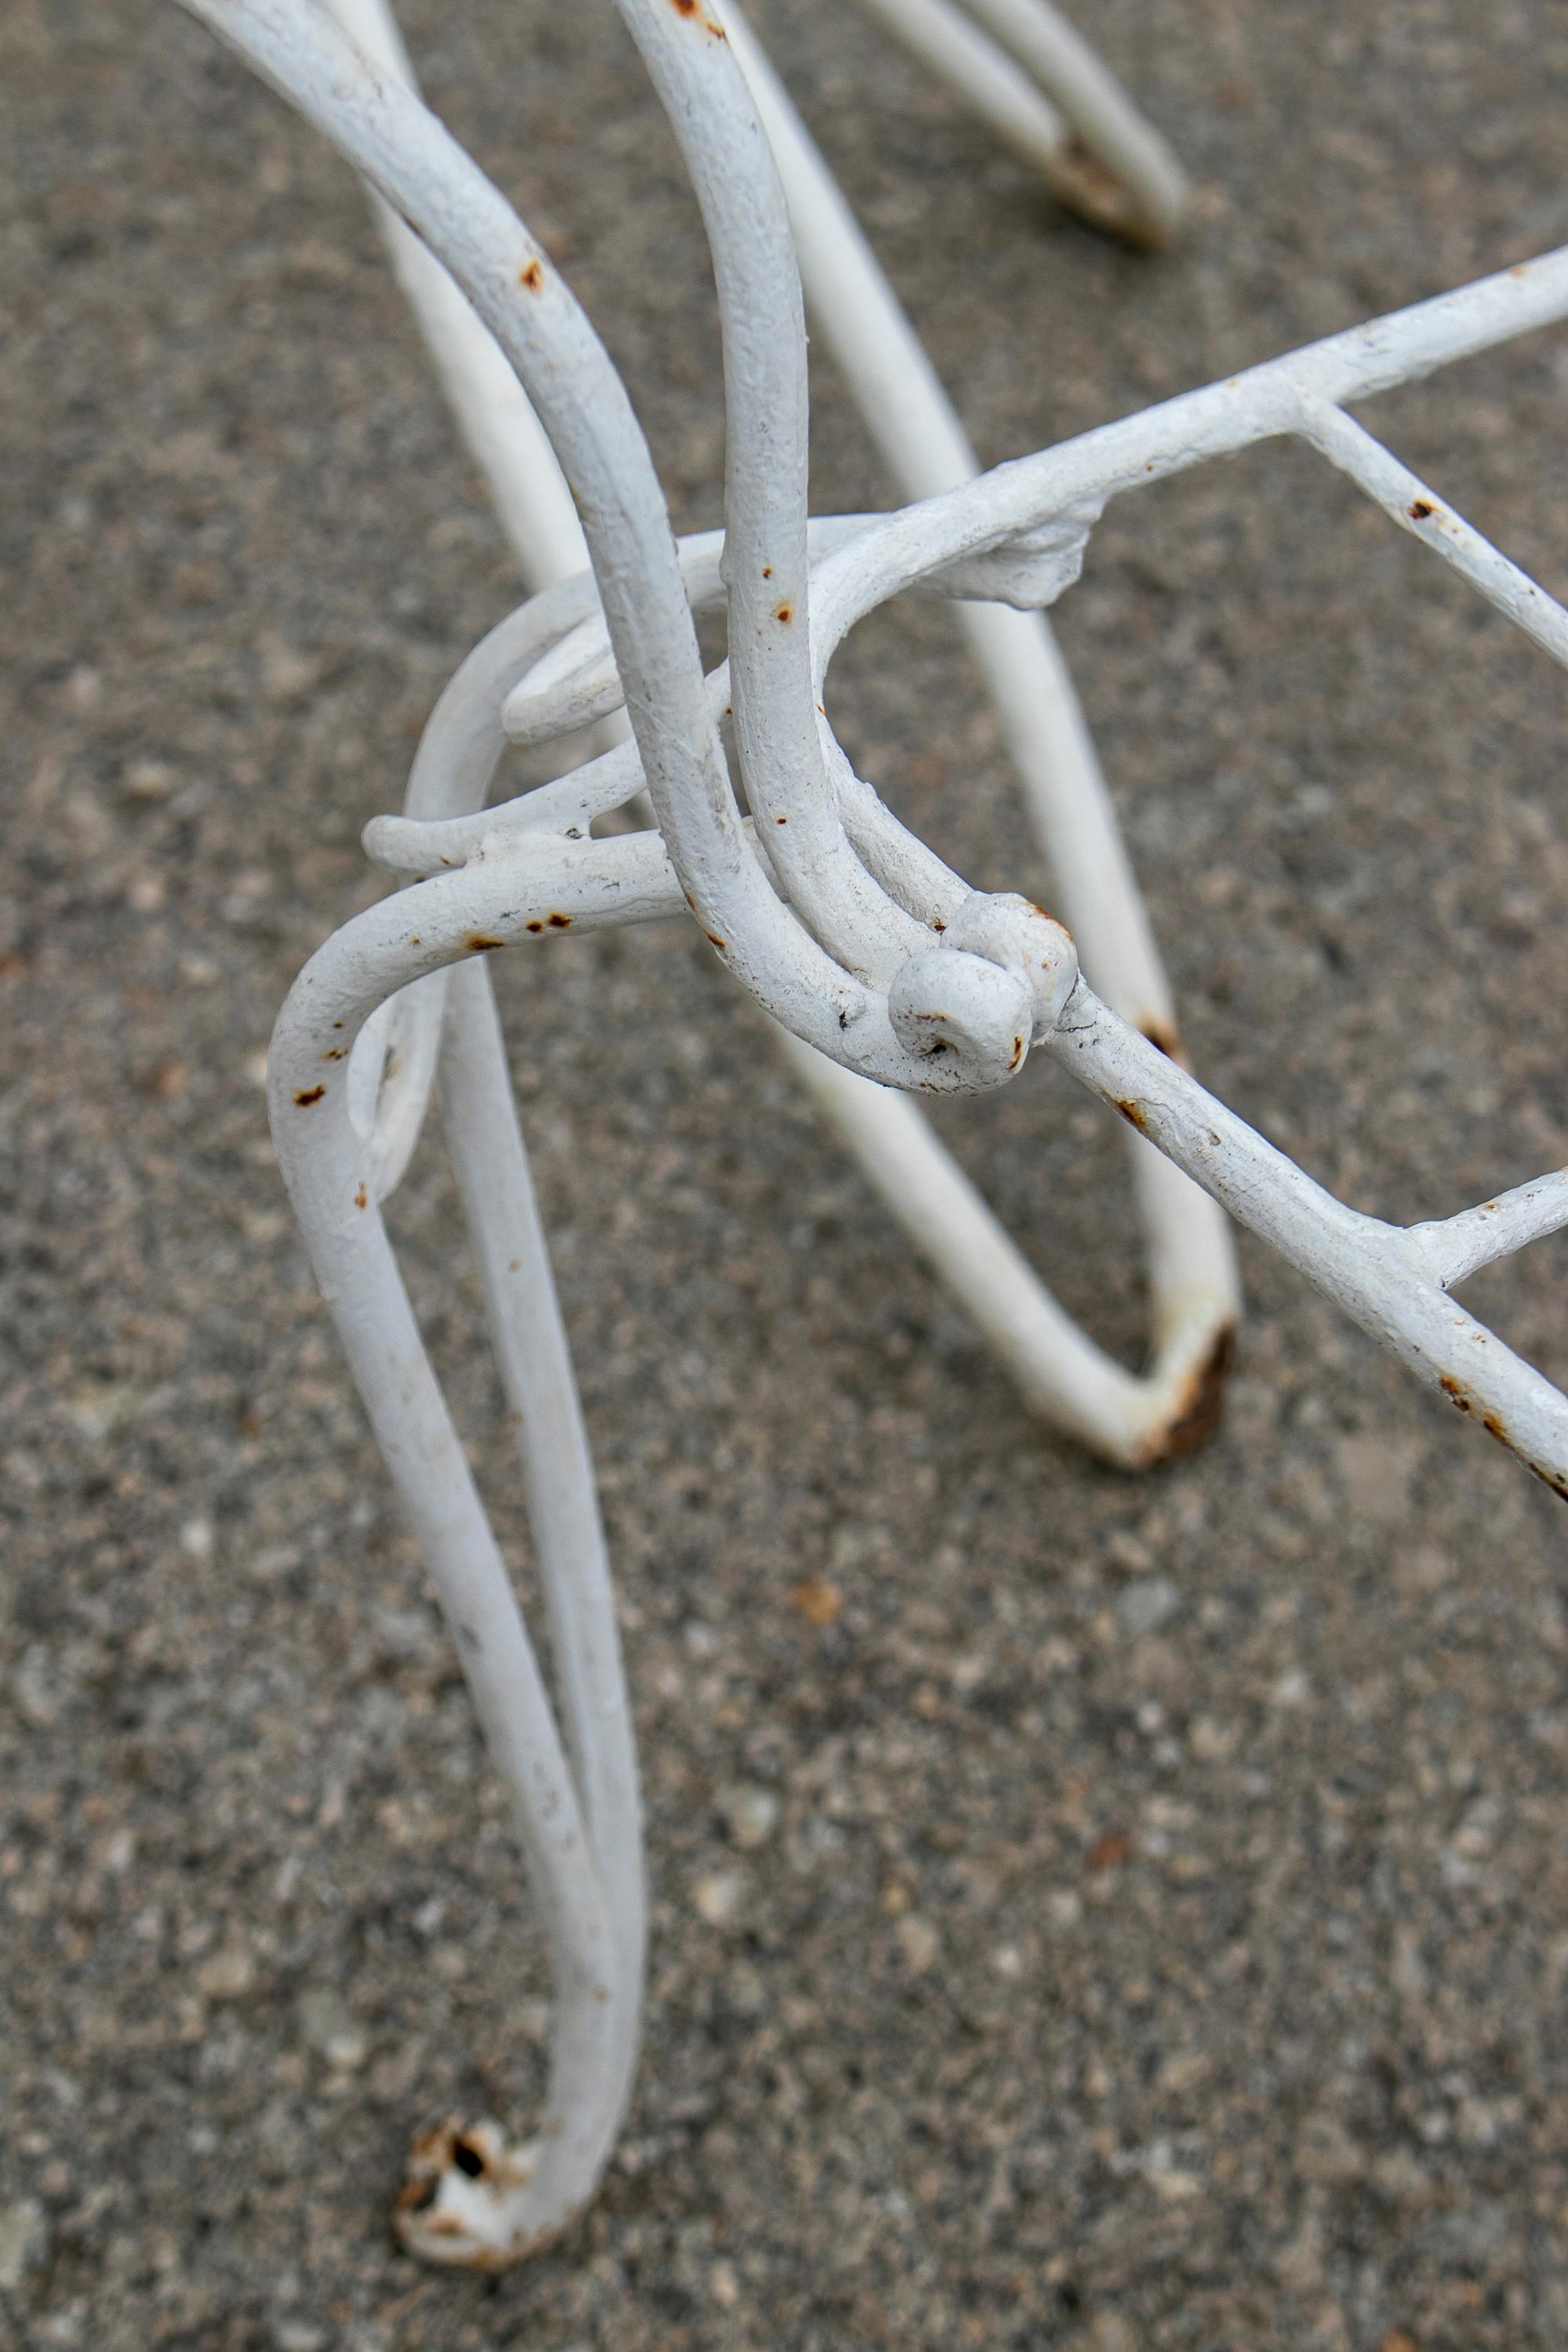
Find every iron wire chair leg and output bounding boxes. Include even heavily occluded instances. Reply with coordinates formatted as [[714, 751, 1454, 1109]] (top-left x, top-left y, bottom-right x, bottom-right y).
[[267, 953, 637, 2264]]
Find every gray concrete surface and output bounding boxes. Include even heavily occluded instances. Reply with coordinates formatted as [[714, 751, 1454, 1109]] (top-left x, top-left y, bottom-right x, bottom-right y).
[[4, 2, 1568, 2345]]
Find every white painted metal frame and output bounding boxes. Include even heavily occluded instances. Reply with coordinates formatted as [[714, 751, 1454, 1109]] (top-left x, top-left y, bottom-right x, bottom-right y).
[[328, 0, 1238, 1481], [172, 0, 1568, 2275]]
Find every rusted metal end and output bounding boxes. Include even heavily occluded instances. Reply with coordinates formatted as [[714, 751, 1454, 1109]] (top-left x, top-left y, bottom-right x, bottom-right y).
[[1136, 1321, 1236, 1466], [394, 2116, 550, 2270]]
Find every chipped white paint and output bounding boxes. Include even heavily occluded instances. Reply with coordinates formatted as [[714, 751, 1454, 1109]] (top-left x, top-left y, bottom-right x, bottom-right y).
[[173, 0, 1568, 2274]]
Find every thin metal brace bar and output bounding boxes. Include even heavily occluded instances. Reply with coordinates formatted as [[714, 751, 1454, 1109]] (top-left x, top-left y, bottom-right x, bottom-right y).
[[1406, 1168, 1568, 1291], [1295, 397, 1568, 670]]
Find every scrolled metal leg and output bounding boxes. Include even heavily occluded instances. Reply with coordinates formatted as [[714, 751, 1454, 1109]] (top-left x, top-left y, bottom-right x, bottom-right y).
[[267, 900, 649, 2266]]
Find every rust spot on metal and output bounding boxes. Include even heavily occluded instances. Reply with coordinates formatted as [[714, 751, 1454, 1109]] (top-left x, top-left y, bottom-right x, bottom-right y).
[[1408, 499, 1435, 521], [526, 919, 544, 933], [466, 934, 505, 952], [1112, 1098, 1149, 1133], [1438, 1377, 1566, 1499], [774, 814, 787, 824], [394, 2117, 543, 2259], [931, 917, 946, 933], [705, 931, 728, 952], [331, 1019, 344, 1029], [321, 1046, 347, 1061], [546, 911, 572, 929], [775, 602, 793, 624], [354, 1182, 368, 1211], [426, 2213, 470, 2238], [519, 260, 544, 293], [762, 565, 773, 579], [1149, 1323, 1236, 1461], [1008, 1035, 1025, 1072], [293, 1084, 326, 1107], [1087, 1830, 1131, 1871]]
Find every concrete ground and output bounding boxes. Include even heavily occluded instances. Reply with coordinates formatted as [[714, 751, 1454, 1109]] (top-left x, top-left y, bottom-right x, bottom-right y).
[[4, 2, 1568, 2346]]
